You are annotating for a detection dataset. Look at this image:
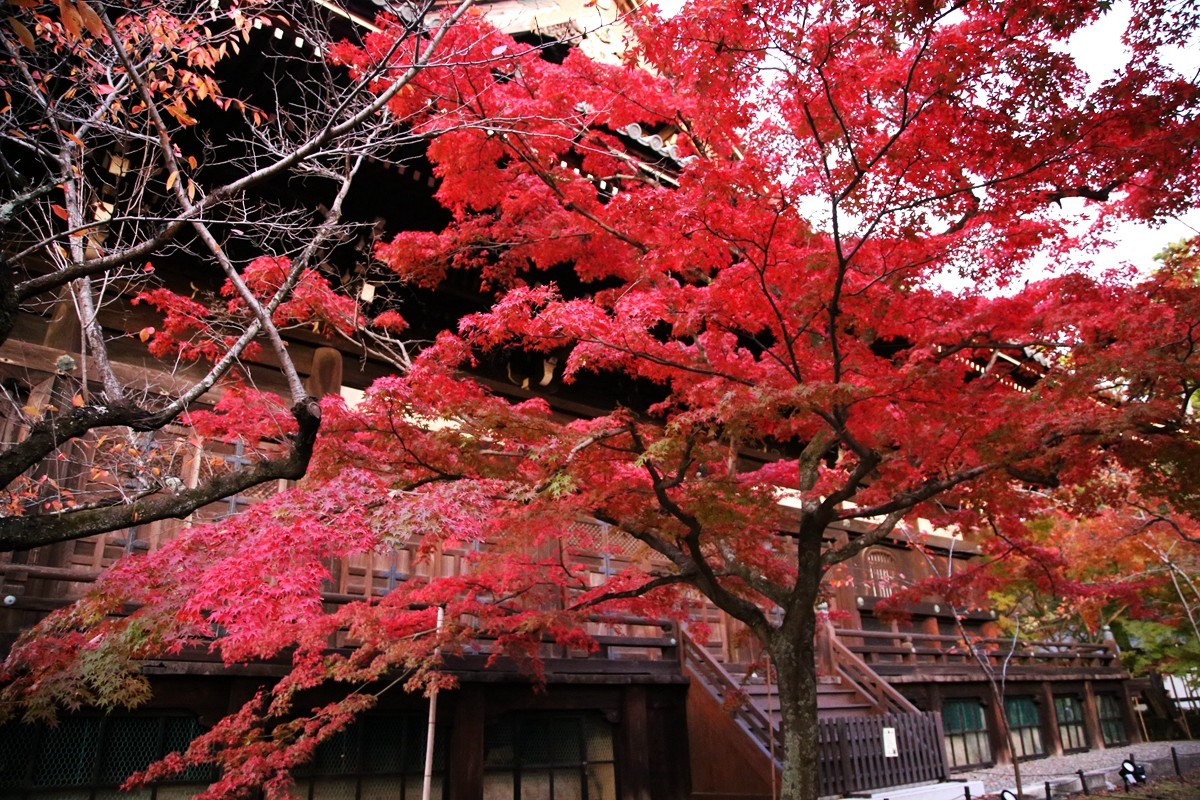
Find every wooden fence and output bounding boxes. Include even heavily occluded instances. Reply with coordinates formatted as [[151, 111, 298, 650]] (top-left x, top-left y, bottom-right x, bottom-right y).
[[818, 712, 948, 797]]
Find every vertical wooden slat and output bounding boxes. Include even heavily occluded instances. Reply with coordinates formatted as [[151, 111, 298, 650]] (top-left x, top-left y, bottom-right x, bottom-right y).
[[867, 716, 882, 790], [817, 712, 948, 794], [449, 685, 484, 800], [836, 717, 853, 796]]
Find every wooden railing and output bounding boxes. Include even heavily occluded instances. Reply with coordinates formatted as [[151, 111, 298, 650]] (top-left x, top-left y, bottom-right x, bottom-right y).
[[0, 558, 681, 671], [838, 628, 1122, 673], [681, 632, 782, 757], [820, 621, 922, 715]]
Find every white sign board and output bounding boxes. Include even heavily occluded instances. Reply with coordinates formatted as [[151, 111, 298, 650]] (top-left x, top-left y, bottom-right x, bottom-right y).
[[882, 727, 898, 758]]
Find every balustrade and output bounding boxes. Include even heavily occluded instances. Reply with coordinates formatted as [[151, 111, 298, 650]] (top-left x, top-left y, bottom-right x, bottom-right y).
[[836, 627, 1121, 673]]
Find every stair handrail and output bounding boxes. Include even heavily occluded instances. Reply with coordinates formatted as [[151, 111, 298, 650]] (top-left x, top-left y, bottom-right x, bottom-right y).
[[821, 620, 922, 716], [680, 631, 782, 758]]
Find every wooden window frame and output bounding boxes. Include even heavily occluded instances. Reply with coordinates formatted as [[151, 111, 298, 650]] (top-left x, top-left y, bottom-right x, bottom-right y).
[[1053, 695, 1089, 753], [1004, 696, 1045, 760], [941, 699, 993, 770]]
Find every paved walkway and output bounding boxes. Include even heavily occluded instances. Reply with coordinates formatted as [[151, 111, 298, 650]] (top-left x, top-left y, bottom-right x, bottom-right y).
[[950, 740, 1200, 797]]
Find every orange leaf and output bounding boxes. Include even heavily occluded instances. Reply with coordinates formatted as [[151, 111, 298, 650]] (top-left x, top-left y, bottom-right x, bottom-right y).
[[138, 326, 155, 342], [71, 393, 84, 407], [7, 17, 35, 50], [57, 0, 82, 40], [166, 170, 178, 191], [165, 104, 196, 125], [75, 0, 104, 39], [50, 204, 68, 221]]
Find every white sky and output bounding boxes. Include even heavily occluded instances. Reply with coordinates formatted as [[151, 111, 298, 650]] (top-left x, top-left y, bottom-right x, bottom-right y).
[[1065, 4, 1200, 273]]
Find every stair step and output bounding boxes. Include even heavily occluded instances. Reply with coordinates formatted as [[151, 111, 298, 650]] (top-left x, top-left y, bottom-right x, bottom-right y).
[[729, 695, 873, 714], [741, 683, 856, 697], [816, 695, 873, 710], [817, 701, 875, 711], [746, 693, 870, 710]]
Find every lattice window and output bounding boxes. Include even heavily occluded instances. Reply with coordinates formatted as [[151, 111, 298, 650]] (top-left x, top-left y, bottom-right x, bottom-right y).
[[483, 712, 616, 800], [1054, 695, 1088, 752], [1098, 694, 1128, 746], [1004, 697, 1045, 760], [563, 519, 658, 588], [862, 547, 901, 598], [0, 714, 211, 798], [941, 699, 992, 769], [186, 438, 286, 525], [294, 713, 449, 800]]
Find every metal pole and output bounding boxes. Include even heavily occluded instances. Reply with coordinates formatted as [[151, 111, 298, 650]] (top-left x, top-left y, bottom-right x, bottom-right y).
[[1078, 769, 1088, 795], [422, 606, 444, 800], [1044, 780, 1051, 800], [1173, 745, 1182, 778]]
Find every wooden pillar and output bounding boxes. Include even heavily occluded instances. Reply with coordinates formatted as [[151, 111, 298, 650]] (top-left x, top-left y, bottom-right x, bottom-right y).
[[42, 294, 81, 353], [449, 685, 484, 800], [815, 614, 837, 677], [1040, 683, 1063, 756], [306, 347, 343, 398], [926, 684, 942, 713], [1081, 681, 1104, 750], [986, 690, 1012, 766], [618, 686, 651, 800]]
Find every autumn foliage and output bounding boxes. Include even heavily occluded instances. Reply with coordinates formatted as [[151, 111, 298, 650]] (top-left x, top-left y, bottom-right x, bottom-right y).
[[3, 0, 1200, 799]]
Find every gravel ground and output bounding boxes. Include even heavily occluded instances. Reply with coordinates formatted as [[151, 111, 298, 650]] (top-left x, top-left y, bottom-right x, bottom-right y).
[[950, 740, 1200, 797]]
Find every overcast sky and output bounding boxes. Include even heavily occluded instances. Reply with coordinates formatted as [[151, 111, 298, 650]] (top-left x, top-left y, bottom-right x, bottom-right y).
[[1066, 4, 1200, 273]]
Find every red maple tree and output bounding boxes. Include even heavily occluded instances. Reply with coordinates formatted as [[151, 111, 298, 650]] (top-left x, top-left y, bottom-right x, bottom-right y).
[[4, 2, 1200, 799]]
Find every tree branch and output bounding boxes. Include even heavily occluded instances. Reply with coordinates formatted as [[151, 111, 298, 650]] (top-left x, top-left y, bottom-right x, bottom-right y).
[[0, 399, 321, 550]]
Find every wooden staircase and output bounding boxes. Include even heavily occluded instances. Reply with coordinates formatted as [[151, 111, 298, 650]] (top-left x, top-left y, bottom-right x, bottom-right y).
[[682, 611, 947, 799], [682, 610, 921, 751], [737, 668, 882, 718], [818, 619, 924, 717], [680, 621, 919, 766]]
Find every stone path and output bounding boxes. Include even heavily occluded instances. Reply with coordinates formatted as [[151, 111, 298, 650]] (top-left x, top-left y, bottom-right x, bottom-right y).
[[949, 740, 1200, 797]]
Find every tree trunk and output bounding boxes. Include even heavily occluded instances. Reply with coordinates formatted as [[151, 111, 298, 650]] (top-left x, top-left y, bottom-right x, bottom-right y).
[[768, 565, 823, 800], [0, 259, 14, 347], [771, 621, 819, 800]]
